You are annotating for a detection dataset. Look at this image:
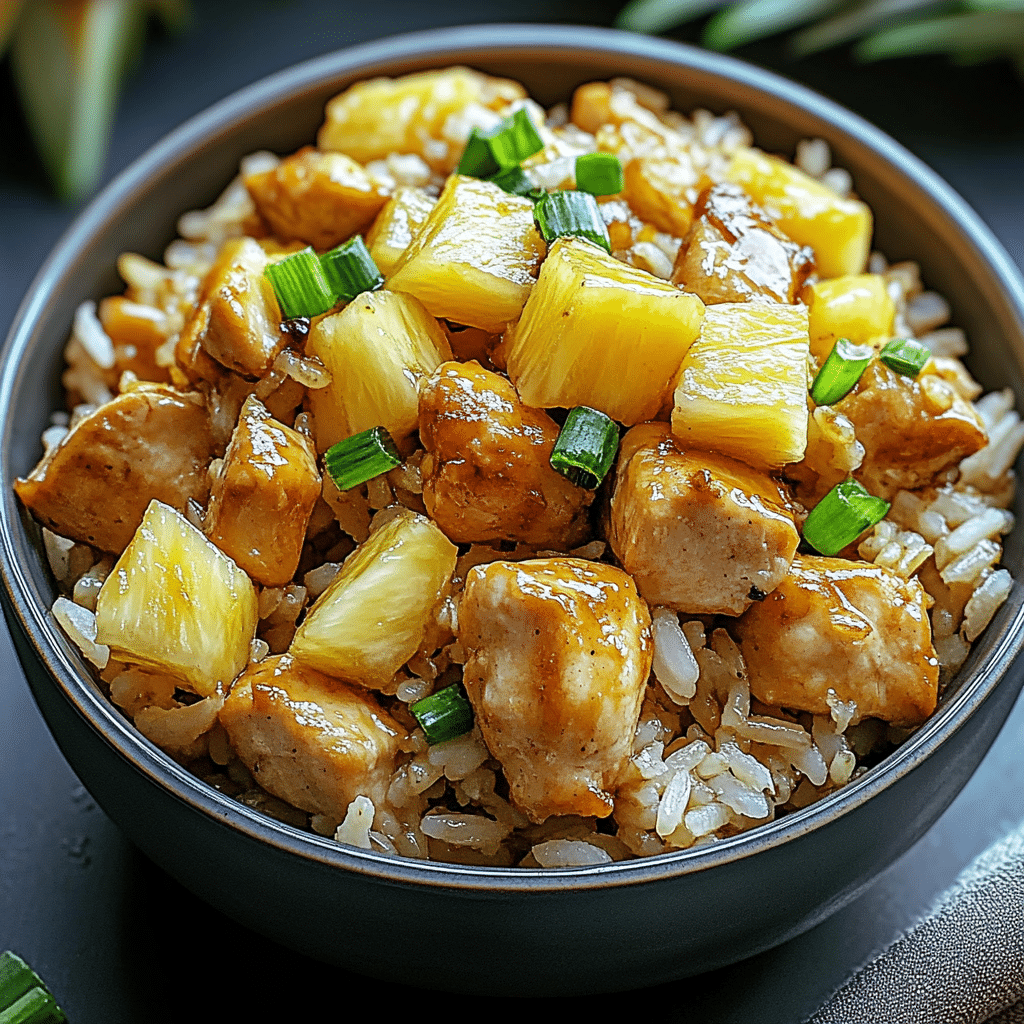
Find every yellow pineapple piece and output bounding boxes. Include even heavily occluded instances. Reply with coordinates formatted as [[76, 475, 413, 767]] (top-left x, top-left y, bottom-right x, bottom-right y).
[[806, 273, 895, 360], [386, 175, 546, 334], [505, 236, 706, 425], [95, 500, 258, 697], [672, 301, 810, 469], [289, 509, 457, 688], [305, 289, 452, 452], [623, 155, 706, 237], [726, 147, 872, 278], [366, 186, 436, 275], [317, 67, 525, 173]]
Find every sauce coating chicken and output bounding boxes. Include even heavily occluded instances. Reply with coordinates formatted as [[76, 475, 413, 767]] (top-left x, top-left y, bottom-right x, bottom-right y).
[[671, 183, 815, 305], [418, 360, 592, 548], [458, 557, 653, 822], [734, 554, 939, 726], [219, 654, 407, 821], [609, 423, 800, 615]]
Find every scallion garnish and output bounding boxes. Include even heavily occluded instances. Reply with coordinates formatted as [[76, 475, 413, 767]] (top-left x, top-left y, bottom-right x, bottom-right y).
[[324, 426, 401, 491], [879, 337, 931, 378], [456, 108, 544, 178], [810, 337, 874, 406], [802, 479, 891, 556], [575, 152, 625, 195], [0, 952, 65, 1024], [550, 406, 620, 489], [320, 236, 384, 302], [410, 682, 474, 745], [264, 247, 336, 320], [534, 190, 612, 253], [487, 165, 545, 200]]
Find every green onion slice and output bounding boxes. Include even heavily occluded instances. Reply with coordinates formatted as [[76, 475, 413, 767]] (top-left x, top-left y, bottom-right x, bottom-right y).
[[487, 165, 545, 200], [324, 426, 401, 491], [802, 479, 891, 556], [810, 337, 874, 406], [534, 190, 612, 253], [320, 236, 383, 301], [410, 683, 474, 746], [0, 952, 65, 1024], [456, 108, 544, 177], [879, 337, 931, 378], [550, 406, 620, 489], [575, 152, 625, 195], [264, 247, 336, 320]]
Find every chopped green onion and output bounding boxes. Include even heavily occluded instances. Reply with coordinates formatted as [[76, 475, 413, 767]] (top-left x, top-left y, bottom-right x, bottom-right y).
[[320, 236, 383, 301], [487, 165, 545, 200], [810, 337, 874, 405], [264, 247, 336, 320], [879, 337, 931, 378], [550, 406, 620, 489], [534, 190, 612, 253], [410, 682, 474, 745], [575, 153, 625, 195], [802, 479, 891, 556], [456, 108, 544, 177], [324, 426, 401, 491], [0, 953, 65, 1024]]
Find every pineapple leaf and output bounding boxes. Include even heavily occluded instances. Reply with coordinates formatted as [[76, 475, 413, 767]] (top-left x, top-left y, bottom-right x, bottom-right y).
[[615, 0, 731, 33], [703, 0, 845, 50], [790, 0, 947, 57], [0, 0, 25, 59], [855, 9, 1024, 60]]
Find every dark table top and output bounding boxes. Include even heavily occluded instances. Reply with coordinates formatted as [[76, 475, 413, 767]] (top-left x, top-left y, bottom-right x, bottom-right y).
[[2, 2, 1023, 1018]]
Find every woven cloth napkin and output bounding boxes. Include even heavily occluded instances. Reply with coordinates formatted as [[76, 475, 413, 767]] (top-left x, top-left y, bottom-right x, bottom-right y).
[[808, 822, 1024, 1023]]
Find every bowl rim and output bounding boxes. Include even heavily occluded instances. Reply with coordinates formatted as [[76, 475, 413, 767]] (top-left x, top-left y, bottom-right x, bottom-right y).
[[3, 22, 1024, 894]]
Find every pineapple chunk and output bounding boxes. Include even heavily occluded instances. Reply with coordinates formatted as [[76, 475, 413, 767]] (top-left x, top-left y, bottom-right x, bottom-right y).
[[505, 236, 706, 425], [386, 175, 545, 334], [244, 147, 389, 252], [95, 500, 258, 697], [726, 147, 872, 278], [305, 289, 452, 452], [806, 273, 896, 361], [205, 396, 321, 587], [623, 155, 705, 237], [289, 509, 457, 688], [671, 301, 810, 469], [366, 186, 436, 276], [98, 296, 171, 383], [317, 67, 525, 173]]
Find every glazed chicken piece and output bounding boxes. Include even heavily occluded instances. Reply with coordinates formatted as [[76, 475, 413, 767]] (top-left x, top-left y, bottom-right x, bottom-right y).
[[734, 554, 939, 727], [458, 557, 653, 822], [245, 147, 389, 252], [609, 423, 800, 615], [671, 182, 815, 305], [840, 360, 988, 499], [220, 654, 407, 821], [205, 396, 320, 587], [15, 384, 216, 553], [418, 361, 593, 548]]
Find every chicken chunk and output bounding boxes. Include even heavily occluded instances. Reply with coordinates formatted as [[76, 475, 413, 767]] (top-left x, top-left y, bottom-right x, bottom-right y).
[[205, 396, 320, 587], [245, 147, 389, 252], [220, 654, 407, 821], [609, 423, 800, 615], [671, 183, 815, 305], [840, 360, 988, 498], [459, 557, 653, 822], [15, 385, 216, 553], [734, 554, 939, 726], [418, 361, 592, 548]]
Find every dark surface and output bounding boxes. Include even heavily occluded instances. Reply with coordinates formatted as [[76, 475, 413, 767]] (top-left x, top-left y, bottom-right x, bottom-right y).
[[1, 1, 1023, 1018]]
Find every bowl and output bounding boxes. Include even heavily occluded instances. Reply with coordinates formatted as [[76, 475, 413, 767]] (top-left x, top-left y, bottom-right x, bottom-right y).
[[2, 23, 1024, 997]]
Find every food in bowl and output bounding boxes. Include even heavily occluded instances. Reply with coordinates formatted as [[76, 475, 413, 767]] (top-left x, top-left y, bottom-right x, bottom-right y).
[[14, 67, 1021, 868]]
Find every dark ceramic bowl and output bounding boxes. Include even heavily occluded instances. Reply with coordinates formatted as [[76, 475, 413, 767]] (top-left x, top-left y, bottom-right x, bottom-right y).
[[2, 24, 1024, 997]]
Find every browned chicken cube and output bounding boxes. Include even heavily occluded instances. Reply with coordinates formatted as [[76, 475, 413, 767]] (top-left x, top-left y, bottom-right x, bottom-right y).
[[418, 361, 592, 548], [609, 422, 800, 615], [671, 183, 815, 305], [178, 237, 286, 378], [459, 557, 653, 822], [205, 396, 320, 587], [15, 384, 216, 553], [734, 554, 939, 726], [840, 360, 988, 498], [245, 147, 389, 252], [220, 654, 406, 821]]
